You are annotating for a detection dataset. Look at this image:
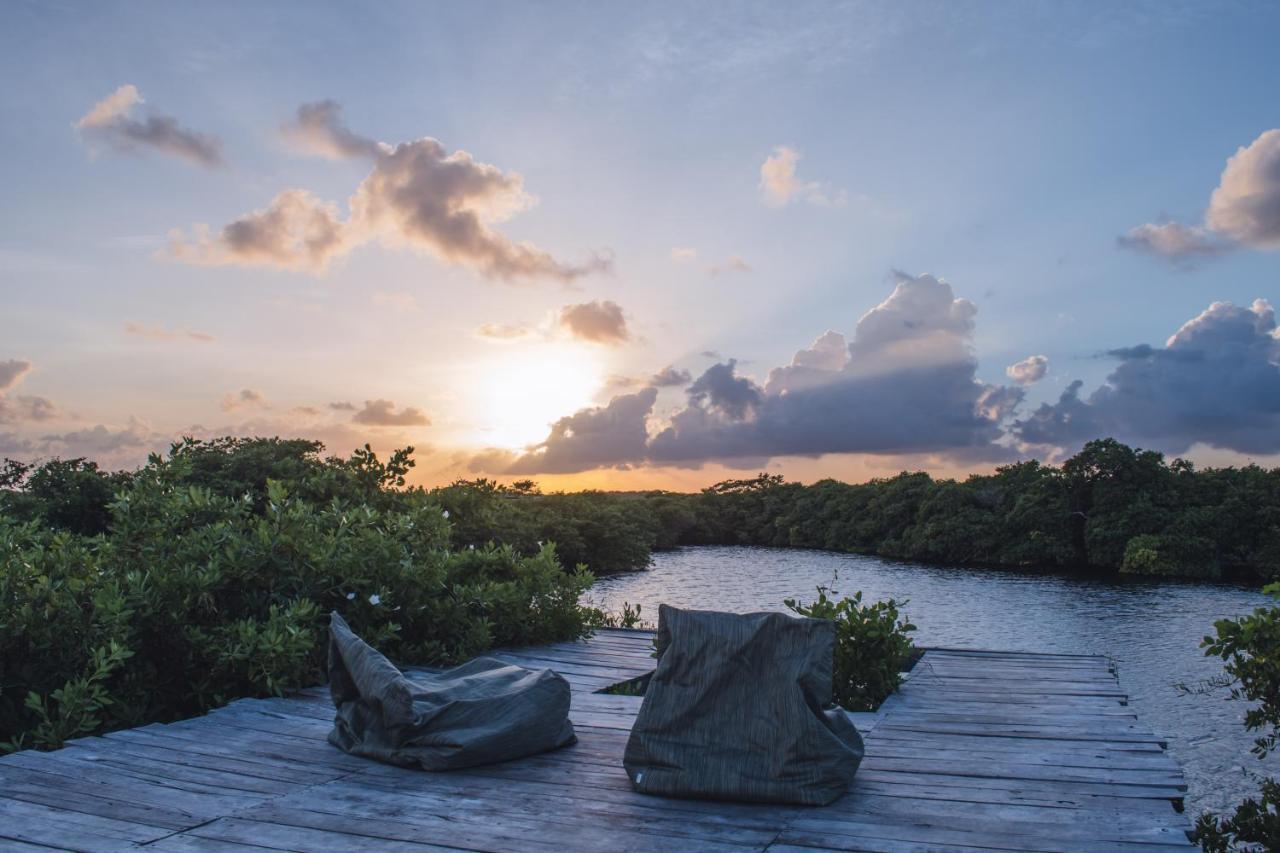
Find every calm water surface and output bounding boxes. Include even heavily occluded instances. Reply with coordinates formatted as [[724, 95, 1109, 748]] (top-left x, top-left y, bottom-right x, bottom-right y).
[[586, 545, 1276, 818]]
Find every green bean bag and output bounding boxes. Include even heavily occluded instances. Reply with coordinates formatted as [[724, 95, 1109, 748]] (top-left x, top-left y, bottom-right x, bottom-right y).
[[623, 604, 864, 804], [326, 612, 576, 770]]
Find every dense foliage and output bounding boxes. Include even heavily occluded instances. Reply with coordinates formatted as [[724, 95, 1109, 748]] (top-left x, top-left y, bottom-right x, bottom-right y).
[[639, 440, 1280, 581], [5, 433, 1278, 753], [0, 439, 612, 751], [786, 587, 916, 711], [1195, 584, 1280, 850]]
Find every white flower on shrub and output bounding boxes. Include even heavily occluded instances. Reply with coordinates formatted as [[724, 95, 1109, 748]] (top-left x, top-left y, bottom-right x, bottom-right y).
[[345, 592, 356, 600], [442, 510, 450, 518], [368, 594, 382, 606]]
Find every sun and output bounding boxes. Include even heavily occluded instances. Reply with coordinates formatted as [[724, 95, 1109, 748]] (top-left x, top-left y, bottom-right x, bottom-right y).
[[474, 345, 605, 450]]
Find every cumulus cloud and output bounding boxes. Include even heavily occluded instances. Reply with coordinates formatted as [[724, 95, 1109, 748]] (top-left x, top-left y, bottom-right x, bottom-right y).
[[0, 418, 164, 469], [490, 272, 1019, 474], [75, 84, 223, 167], [650, 366, 692, 387], [280, 100, 386, 160], [125, 322, 215, 342], [350, 399, 430, 426], [350, 138, 610, 282], [43, 419, 157, 457], [329, 401, 357, 411], [1014, 298, 1280, 455], [1206, 130, 1280, 250], [220, 389, 269, 412], [0, 359, 57, 424], [0, 395, 58, 424], [686, 359, 762, 420], [976, 385, 1026, 422], [171, 122, 608, 282], [557, 300, 630, 344], [168, 189, 346, 272], [506, 388, 657, 474], [670, 247, 698, 263], [759, 146, 844, 207], [1122, 129, 1280, 262], [0, 360, 32, 392], [1006, 354, 1049, 385]]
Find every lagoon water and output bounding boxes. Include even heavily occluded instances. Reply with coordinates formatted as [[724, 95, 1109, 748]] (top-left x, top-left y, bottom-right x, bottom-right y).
[[587, 545, 1277, 819]]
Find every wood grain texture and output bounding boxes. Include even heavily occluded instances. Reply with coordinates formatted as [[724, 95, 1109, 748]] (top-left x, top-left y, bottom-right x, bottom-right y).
[[0, 629, 1193, 850]]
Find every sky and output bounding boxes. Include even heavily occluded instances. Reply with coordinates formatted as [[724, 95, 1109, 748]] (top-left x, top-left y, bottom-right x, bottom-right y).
[[2, 0, 1279, 490]]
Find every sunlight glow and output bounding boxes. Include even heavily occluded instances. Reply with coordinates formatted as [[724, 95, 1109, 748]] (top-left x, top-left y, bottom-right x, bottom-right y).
[[474, 345, 604, 450]]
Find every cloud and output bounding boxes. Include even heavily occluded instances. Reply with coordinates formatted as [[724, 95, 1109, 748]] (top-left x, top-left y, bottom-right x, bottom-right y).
[[124, 322, 215, 342], [670, 247, 698, 263], [476, 322, 536, 342], [494, 272, 1018, 474], [595, 365, 693, 401], [789, 330, 849, 372], [0, 395, 58, 424], [1206, 129, 1280, 250], [599, 374, 645, 399], [0, 418, 164, 469], [686, 359, 762, 419], [707, 256, 751, 276], [350, 138, 610, 282], [329, 401, 357, 411], [976, 385, 1026, 422], [1006, 354, 1049, 385], [350, 399, 430, 426], [505, 387, 658, 474], [557, 300, 630, 344], [1117, 222, 1226, 265], [280, 100, 386, 160], [75, 84, 223, 167], [171, 123, 609, 282], [220, 389, 269, 412], [649, 366, 692, 387], [168, 189, 346, 272], [0, 359, 57, 424], [1014, 298, 1280, 455], [42, 419, 157, 457], [1122, 129, 1280, 262], [0, 360, 31, 392], [759, 146, 844, 207]]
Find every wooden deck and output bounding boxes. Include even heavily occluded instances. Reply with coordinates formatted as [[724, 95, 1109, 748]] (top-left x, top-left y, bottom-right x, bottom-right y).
[[0, 630, 1194, 852]]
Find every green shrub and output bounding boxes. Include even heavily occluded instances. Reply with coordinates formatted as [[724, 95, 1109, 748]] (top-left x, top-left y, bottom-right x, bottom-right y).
[[786, 587, 915, 711], [1121, 534, 1220, 579], [0, 445, 596, 751], [1196, 583, 1280, 849]]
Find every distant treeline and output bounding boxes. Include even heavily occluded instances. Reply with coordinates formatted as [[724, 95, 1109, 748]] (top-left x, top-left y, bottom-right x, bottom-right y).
[[639, 438, 1280, 581], [5, 437, 1279, 581]]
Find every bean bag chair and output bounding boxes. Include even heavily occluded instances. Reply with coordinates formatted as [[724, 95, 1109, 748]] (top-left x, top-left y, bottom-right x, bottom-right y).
[[326, 612, 576, 770], [623, 604, 864, 805]]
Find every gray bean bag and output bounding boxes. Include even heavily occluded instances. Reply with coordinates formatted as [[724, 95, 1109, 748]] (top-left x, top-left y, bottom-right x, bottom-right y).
[[623, 604, 864, 805], [326, 612, 576, 770]]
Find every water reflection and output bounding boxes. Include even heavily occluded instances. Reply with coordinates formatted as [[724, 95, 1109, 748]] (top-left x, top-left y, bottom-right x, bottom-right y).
[[587, 545, 1276, 818]]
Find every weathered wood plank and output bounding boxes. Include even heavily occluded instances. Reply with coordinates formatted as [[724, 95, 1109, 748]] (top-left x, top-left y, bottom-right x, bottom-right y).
[[1, 633, 1193, 851]]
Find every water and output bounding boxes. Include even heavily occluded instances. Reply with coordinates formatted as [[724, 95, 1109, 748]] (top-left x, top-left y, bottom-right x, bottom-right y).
[[585, 545, 1277, 819]]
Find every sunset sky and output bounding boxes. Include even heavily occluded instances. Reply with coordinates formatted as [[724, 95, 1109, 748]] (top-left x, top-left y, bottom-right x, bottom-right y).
[[3, 1, 1279, 489]]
